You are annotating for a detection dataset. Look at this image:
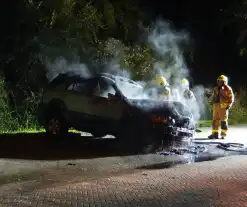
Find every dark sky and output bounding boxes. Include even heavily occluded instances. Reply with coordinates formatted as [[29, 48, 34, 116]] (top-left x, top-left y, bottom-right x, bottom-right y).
[[141, 0, 241, 86]]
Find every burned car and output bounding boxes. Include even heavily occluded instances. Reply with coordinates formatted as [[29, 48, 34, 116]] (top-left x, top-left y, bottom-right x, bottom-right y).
[[38, 72, 195, 152]]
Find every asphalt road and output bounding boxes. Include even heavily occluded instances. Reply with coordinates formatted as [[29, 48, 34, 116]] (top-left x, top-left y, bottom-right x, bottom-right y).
[[0, 125, 246, 206]]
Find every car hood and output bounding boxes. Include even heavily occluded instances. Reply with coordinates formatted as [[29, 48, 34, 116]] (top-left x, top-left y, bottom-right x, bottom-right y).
[[127, 98, 192, 118]]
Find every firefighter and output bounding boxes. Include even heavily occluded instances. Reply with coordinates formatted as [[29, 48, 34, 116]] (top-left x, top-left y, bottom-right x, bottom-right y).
[[155, 75, 170, 99], [179, 78, 196, 101], [208, 75, 234, 139], [171, 88, 180, 101]]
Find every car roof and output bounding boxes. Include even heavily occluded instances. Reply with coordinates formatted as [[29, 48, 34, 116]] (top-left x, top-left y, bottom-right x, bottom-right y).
[[48, 72, 141, 87], [48, 72, 86, 87], [99, 73, 141, 86]]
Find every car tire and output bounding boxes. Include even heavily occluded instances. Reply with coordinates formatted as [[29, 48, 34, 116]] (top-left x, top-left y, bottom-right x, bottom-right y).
[[45, 113, 68, 137]]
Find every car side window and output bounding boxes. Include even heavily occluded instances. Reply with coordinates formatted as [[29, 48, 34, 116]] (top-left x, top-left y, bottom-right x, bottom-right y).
[[67, 84, 74, 91], [67, 79, 97, 95], [94, 79, 116, 98], [73, 83, 87, 93], [67, 83, 86, 93]]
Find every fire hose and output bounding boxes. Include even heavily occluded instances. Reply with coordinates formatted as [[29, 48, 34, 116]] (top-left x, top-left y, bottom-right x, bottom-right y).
[[157, 142, 247, 156], [216, 142, 247, 152]]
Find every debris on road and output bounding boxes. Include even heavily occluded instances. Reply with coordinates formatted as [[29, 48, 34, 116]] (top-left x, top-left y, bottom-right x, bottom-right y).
[[157, 145, 207, 156], [157, 141, 247, 156]]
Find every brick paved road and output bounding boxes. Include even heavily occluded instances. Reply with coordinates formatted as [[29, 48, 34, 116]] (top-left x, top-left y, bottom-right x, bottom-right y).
[[0, 155, 247, 206], [0, 126, 246, 206]]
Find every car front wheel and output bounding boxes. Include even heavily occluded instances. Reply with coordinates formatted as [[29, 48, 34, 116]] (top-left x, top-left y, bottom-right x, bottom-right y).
[[45, 114, 68, 137]]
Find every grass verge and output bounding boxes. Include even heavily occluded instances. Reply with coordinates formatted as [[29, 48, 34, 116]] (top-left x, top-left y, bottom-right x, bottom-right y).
[[197, 120, 212, 128], [0, 128, 81, 134], [1, 120, 247, 134], [197, 119, 247, 128]]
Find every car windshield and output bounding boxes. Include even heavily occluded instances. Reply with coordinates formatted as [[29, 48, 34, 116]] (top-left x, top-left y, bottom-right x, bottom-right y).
[[115, 78, 145, 99]]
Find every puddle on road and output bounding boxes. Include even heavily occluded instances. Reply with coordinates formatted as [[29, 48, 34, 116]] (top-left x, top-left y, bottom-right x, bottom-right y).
[[137, 151, 226, 170], [137, 140, 247, 170]]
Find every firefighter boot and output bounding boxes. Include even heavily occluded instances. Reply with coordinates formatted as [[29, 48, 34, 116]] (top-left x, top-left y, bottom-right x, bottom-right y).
[[220, 121, 228, 139], [208, 132, 219, 139]]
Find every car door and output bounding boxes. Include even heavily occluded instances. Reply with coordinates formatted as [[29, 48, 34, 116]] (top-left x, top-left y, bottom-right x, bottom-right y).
[[63, 78, 99, 129], [91, 78, 125, 121]]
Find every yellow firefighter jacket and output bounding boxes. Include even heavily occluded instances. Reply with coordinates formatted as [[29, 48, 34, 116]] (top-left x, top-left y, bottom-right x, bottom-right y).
[[212, 84, 234, 108]]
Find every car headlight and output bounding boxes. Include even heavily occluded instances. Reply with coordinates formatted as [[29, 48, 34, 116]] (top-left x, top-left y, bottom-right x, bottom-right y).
[[151, 115, 168, 124]]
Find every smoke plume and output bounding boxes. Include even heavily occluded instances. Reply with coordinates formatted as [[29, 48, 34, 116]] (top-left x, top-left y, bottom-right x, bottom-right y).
[[148, 20, 189, 83], [44, 56, 92, 82], [145, 20, 205, 123], [42, 19, 206, 123]]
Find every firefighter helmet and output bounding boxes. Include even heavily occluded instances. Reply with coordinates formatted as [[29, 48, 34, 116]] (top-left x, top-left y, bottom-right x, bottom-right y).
[[217, 75, 228, 84], [180, 78, 189, 87], [155, 75, 168, 87]]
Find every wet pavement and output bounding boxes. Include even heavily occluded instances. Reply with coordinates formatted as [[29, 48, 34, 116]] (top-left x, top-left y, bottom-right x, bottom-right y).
[[0, 125, 246, 206]]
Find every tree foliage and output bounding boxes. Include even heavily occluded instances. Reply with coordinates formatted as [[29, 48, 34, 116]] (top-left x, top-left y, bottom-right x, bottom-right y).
[[2, 0, 247, 90], [1, 0, 247, 130]]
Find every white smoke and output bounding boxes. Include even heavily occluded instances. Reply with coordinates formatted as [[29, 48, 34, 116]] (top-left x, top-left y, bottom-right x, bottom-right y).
[[148, 20, 189, 82], [144, 20, 205, 123], [42, 19, 206, 123], [44, 56, 92, 82], [192, 85, 207, 121], [103, 59, 131, 79]]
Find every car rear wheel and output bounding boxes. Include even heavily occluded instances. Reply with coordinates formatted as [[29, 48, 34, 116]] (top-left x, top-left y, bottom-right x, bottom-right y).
[[45, 114, 68, 137]]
